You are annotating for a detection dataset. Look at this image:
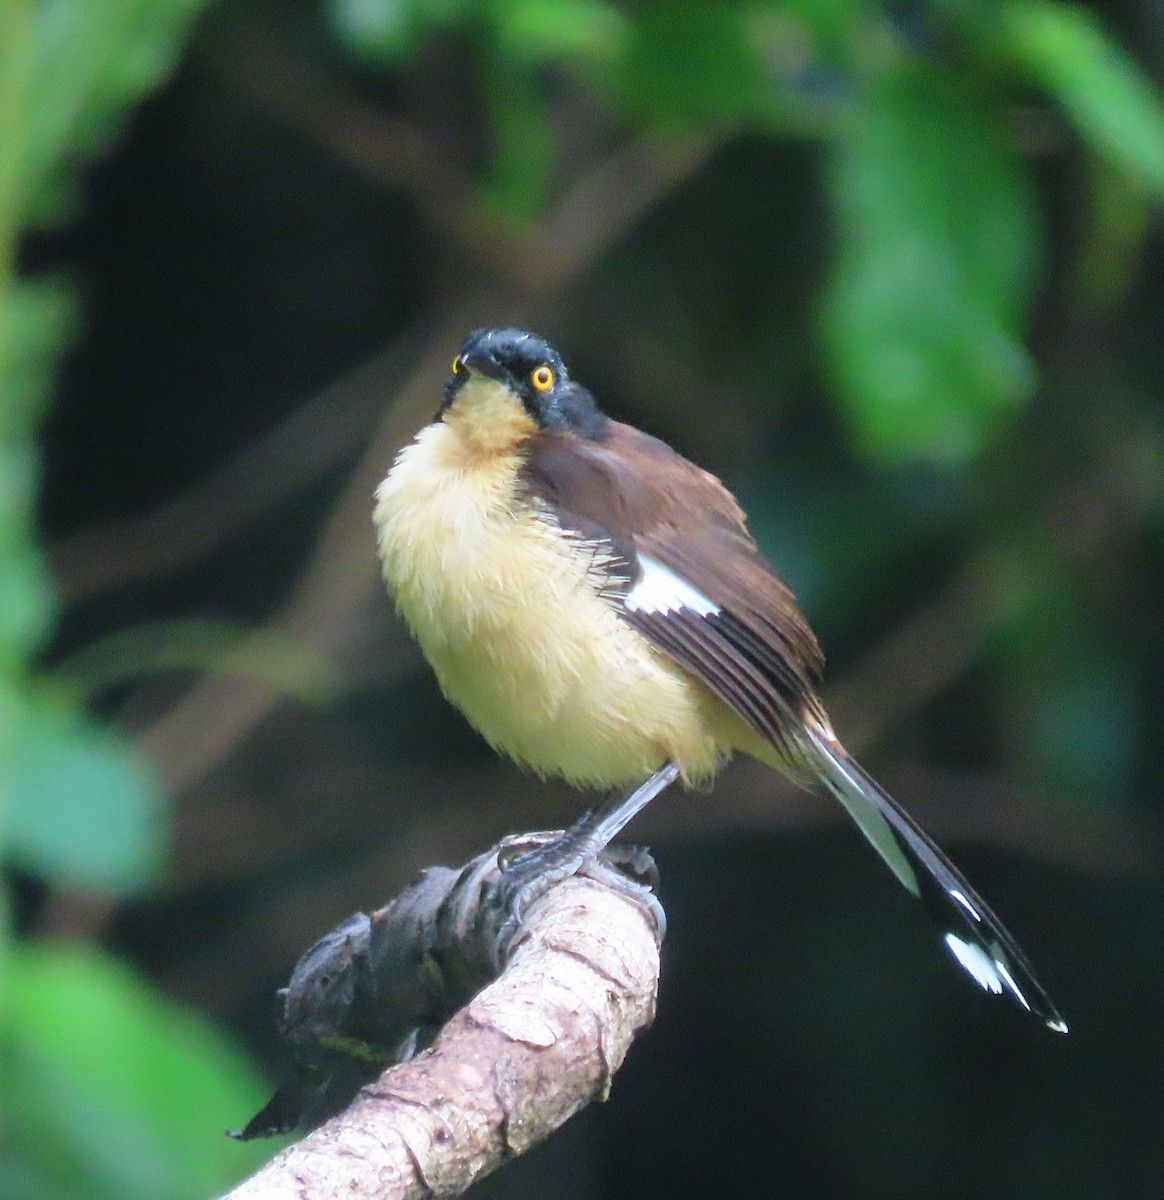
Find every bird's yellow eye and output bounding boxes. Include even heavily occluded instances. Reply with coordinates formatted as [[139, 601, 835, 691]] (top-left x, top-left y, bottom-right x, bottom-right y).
[[531, 365, 554, 392], [451, 355, 464, 375]]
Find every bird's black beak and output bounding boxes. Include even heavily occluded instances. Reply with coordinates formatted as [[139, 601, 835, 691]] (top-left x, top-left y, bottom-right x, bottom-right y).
[[459, 348, 506, 382], [440, 347, 509, 416]]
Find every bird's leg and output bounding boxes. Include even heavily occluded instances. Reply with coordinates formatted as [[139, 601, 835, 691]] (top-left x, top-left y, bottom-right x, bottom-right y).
[[491, 762, 680, 965]]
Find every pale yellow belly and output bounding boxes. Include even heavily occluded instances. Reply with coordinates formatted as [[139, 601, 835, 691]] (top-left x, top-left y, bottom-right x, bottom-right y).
[[374, 427, 732, 788]]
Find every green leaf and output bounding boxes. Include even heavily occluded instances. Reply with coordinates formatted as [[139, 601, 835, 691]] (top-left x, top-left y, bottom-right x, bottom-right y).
[[1002, 0, 1164, 197], [736, 464, 971, 635], [822, 65, 1039, 462], [1026, 665, 1137, 803], [615, 2, 775, 128], [481, 67, 555, 222], [1073, 153, 1150, 312], [0, 276, 79, 440], [0, 534, 56, 668], [4, 695, 164, 891], [991, 581, 1138, 805], [0, 281, 76, 662], [0, 2, 31, 331], [327, 0, 474, 63], [492, 0, 626, 66], [0, 285, 76, 668], [1, 945, 269, 1200], [775, 0, 874, 46], [17, 0, 216, 227], [329, 0, 424, 62]]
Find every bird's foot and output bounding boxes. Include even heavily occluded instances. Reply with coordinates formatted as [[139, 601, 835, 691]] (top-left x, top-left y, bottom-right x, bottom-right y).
[[491, 811, 613, 968], [490, 765, 679, 967]]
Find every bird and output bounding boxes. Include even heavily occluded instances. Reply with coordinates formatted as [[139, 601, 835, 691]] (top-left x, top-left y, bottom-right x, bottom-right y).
[[373, 326, 1067, 1033]]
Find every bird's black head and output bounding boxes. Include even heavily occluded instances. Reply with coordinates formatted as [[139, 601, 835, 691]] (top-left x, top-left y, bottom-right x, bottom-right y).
[[442, 328, 608, 440]]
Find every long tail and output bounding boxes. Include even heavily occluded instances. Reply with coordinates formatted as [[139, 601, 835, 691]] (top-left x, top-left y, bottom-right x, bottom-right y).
[[783, 720, 1067, 1033]]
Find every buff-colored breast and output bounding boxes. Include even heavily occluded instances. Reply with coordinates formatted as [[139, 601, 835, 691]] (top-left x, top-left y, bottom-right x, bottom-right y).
[[373, 402, 732, 788]]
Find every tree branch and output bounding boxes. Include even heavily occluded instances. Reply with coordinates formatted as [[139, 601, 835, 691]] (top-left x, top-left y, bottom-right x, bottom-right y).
[[223, 860, 663, 1199]]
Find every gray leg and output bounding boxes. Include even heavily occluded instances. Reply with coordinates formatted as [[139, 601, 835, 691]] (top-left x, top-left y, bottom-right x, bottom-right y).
[[492, 763, 680, 964]]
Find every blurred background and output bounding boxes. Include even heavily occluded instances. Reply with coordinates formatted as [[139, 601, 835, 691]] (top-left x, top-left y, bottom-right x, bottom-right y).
[[2, 0, 1163, 1196]]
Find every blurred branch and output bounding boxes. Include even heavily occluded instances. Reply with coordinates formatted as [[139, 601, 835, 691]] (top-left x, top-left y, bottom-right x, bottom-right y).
[[133, 307, 481, 791], [223, 870, 662, 1200], [48, 335, 403, 605], [200, 14, 722, 292], [202, 16, 498, 255]]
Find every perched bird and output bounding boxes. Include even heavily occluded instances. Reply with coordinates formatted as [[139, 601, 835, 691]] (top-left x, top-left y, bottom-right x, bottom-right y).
[[374, 327, 1066, 1032]]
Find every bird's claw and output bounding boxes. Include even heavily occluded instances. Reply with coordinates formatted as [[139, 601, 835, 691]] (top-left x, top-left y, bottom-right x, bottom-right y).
[[489, 812, 664, 969]]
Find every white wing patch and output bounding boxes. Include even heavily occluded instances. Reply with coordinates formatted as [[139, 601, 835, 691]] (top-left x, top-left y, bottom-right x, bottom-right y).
[[944, 933, 1006, 996], [624, 554, 720, 617], [944, 933, 1063, 1025]]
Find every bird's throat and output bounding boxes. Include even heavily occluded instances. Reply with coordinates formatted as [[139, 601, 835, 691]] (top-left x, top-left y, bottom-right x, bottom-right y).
[[442, 375, 537, 459]]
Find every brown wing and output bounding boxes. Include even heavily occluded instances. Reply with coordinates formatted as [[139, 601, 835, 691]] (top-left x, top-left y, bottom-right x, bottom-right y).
[[519, 421, 825, 758], [520, 425, 1071, 1033]]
